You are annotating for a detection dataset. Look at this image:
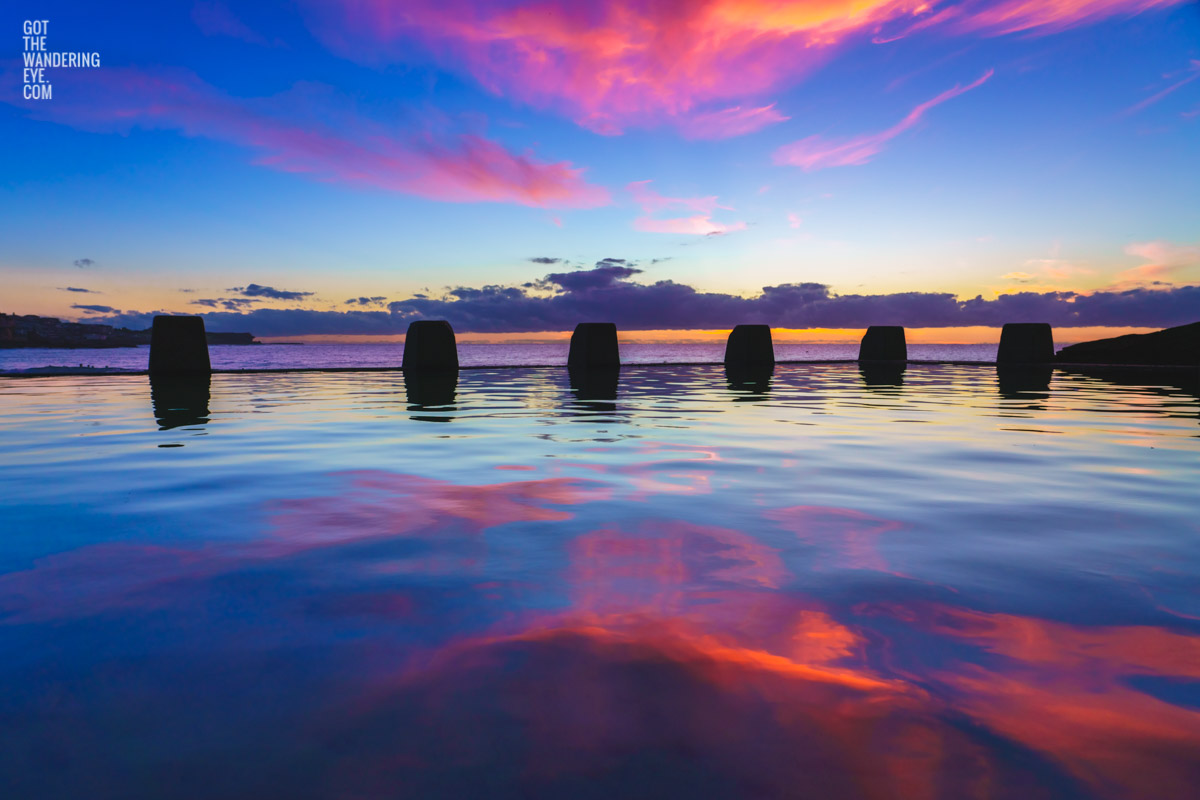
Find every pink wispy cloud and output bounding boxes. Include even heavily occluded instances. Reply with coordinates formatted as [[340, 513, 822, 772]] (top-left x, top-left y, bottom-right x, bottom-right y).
[[946, 0, 1184, 37], [302, 1, 1186, 136], [681, 104, 790, 140], [628, 180, 746, 236], [1111, 240, 1200, 288], [872, 0, 1182, 41], [773, 69, 993, 171], [994, 258, 1096, 294], [7, 67, 608, 208], [303, 0, 872, 136], [1121, 60, 1200, 117], [633, 215, 748, 236], [1029, 259, 1094, 280], [628, 181, 726, 215]]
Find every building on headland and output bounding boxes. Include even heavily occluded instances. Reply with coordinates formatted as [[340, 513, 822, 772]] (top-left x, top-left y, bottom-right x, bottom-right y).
[[0, 314, 259, 348], [0, 313, 138, 348]]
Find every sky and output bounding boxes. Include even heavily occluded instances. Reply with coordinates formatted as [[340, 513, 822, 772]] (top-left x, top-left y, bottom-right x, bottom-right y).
[[2, 0, 1198, 339]]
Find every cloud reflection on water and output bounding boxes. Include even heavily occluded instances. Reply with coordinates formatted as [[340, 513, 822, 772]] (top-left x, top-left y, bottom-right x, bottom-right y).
[[3, 371, 1200, 798]]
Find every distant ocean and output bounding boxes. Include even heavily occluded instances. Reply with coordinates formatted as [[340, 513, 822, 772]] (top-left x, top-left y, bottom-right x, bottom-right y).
[[0, 342, 1002, 373]]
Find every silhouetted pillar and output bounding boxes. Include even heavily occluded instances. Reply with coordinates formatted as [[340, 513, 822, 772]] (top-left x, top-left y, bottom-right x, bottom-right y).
[[149, 315, 211, 374], [724, 324, 774, 368], [858, 326, 906, 361], [997, 323, 1054, 364], [402, 320, 459, 371], [568, 323, 620, 369]]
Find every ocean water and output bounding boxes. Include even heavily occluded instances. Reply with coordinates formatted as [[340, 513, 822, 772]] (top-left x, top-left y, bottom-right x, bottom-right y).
[[1, 363, 1198, 799], [0, 340, 1001, 372]]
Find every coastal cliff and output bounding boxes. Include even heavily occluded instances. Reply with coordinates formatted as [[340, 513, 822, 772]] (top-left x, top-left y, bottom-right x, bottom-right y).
[[1056, 321, 1198, 367], [0, 314, 258, 348]]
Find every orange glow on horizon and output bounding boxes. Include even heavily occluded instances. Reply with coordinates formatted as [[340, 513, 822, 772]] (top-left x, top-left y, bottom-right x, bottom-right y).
[[259, 325, 1159, 346]]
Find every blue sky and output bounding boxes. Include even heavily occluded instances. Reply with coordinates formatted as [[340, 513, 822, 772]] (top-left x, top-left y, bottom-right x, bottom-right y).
[[2, 0, 1198, 335]]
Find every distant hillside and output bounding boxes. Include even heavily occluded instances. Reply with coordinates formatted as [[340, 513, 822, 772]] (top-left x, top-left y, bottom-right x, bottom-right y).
[[0, 314, 258, 348]]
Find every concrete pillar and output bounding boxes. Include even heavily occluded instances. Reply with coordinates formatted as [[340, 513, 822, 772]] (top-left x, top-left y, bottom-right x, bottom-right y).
[[568, 322, 620, 369], [997, 323, 1054, 364], [858, 326, 906, 361], [149, 315, 211, 374], [402, 320, 459, 371], [724, 324, 774, 367]]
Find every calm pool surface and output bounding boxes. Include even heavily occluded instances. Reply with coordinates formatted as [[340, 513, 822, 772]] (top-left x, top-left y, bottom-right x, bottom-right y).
[[1, 364, 1198, 799]]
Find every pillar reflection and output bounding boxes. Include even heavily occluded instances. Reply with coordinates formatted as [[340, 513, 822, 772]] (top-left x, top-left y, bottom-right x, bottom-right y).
[[568, 366, 619, 412], [858, 363, 906, 389], [996, 365, 1053, 399], [149, 373, 211, 430], [724, 363, 773, 400], [403, 368, 458, 422]]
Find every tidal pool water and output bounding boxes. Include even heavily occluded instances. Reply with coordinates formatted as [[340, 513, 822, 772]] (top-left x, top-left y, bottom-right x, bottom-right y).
[[0, 341, 1001, 373], [1, 364, 1198, 799]]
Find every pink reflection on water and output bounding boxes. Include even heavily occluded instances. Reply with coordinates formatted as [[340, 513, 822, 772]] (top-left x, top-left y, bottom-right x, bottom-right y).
[[336, 612, 1063, 799], [267, 470, 613, 547], [331, 595, 1200, 798], [5, 464, 1199, 798], [766, 504, 907, 574], [0, 472, 612, 623], [565, 441, 725, 499], [867, 603, 1200, 800], [0, 544, 214, 625], [569, 519, 788, 615]]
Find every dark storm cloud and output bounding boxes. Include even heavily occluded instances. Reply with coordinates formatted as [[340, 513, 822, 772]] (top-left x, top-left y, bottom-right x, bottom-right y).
[[192, 297, 259, 310], [73, 258, 95, 268], [544, 265, 643, 292], [82, 266, 1200, 337], [91, 308, 405, 336], [228, 283, 315, 300], [71, 304, 116, 313], [385, 274, 1200, 333], [60, 287, 99, 293]]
